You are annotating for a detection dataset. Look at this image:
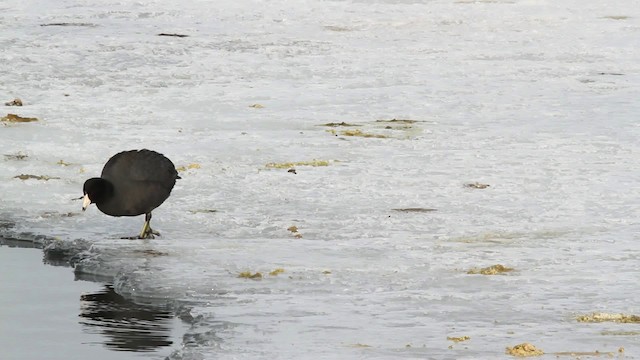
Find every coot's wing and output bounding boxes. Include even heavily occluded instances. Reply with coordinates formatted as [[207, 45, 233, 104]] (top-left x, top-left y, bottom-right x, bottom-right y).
[[101, 149, 179, 190]]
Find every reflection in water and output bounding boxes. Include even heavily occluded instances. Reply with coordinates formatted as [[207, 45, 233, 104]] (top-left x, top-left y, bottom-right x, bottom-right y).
[[0, 235, 40, 249], [79, 285, 176, 352]]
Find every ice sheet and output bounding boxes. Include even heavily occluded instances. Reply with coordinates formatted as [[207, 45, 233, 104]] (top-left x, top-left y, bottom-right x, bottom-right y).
[[2, 0, 640, 358]]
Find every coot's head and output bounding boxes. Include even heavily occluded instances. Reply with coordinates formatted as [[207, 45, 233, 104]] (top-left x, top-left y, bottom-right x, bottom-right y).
[[82, 178, 113, 211]]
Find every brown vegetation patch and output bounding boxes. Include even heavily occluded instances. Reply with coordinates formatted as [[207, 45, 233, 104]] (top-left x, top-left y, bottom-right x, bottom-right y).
[[266, 160, 330, 169], [269, 268, 285, 276], [2, 114, 38, 122], [238, 271, 263, 280], [324, 25, 353, 32], [339, 129, 389, 138], [467, 264, 514, 275], [505, 343, 543, 357], [576, 312, 640, 323], [14, 174, 59, 181], [447, 336, 470, 343], [176, 163, 200, 172], [287, 225, 302, 238], [321, 122, 361, 127]]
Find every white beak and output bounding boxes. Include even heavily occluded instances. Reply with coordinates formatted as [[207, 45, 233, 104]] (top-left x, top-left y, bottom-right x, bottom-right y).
[[82, 194, 91, 211]]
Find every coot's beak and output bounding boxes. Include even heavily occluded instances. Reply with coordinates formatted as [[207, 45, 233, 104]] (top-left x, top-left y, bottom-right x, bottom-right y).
[[82, 194, 91, 211]]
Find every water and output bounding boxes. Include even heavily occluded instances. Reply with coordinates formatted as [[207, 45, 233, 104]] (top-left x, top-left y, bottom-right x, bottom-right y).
[[0, 242, 185, 360], [1, 0, 640, 358]]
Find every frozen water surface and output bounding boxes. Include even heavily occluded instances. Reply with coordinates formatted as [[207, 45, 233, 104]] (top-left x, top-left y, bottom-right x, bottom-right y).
[[1, 0, 640, 358]]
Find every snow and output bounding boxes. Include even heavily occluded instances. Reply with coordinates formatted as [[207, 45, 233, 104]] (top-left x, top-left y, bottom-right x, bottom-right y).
[[2, 0, 640, 358]]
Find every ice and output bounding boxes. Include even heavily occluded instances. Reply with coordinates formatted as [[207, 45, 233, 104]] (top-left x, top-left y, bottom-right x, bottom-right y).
[[2, 0, 640, 358]]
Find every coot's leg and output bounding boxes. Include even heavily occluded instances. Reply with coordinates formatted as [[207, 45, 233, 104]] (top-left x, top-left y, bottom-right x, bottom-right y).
[[146, 212, 161, 236], [138, 212, 161, 239]]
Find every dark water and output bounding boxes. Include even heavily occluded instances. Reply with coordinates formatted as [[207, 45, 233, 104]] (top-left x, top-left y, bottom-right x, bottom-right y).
[[0, 241, 185, 360]]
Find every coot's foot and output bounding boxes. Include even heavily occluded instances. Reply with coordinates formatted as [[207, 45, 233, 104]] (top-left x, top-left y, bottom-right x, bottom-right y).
[[139, 227, 160, 239], [120, 231, 160, 240], [119, 227, 160, 240]]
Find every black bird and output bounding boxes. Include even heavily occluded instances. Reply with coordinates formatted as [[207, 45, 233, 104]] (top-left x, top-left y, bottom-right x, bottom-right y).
[[82, 149, 180, 239]]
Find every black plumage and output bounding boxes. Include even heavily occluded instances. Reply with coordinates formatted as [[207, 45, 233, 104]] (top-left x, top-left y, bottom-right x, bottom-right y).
[[82, 149, 180, 239]]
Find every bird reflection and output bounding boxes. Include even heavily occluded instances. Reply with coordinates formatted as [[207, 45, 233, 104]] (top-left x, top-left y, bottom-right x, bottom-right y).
[[79, 285, 175, 352]]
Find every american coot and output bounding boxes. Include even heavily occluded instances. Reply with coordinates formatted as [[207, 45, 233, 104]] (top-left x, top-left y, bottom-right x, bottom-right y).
[[82, 149, 180, 239]]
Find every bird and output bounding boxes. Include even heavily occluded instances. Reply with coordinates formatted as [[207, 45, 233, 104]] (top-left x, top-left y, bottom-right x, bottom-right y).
[[82, 149, 180, 239]]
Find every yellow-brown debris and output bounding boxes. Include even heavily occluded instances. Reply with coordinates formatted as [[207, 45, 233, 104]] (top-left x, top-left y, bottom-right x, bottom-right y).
[[269, 268, 285, 276], [553, 351, 614, 356], [576, 312, 640, 323], [505, 343, 544, 357], [1, 113, 38, 122], [176, 163, 201, 172], [287, 225, 302, 238], [447, 336, 470, 343], [601, 330, 640, 335], [324, 26, 352, 32], [340, 129, 389, 138], [266, 160, 330, 169], [321, 122, 361, 127], [238, 271, 263, 280], [467, 264, 514, 275]]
